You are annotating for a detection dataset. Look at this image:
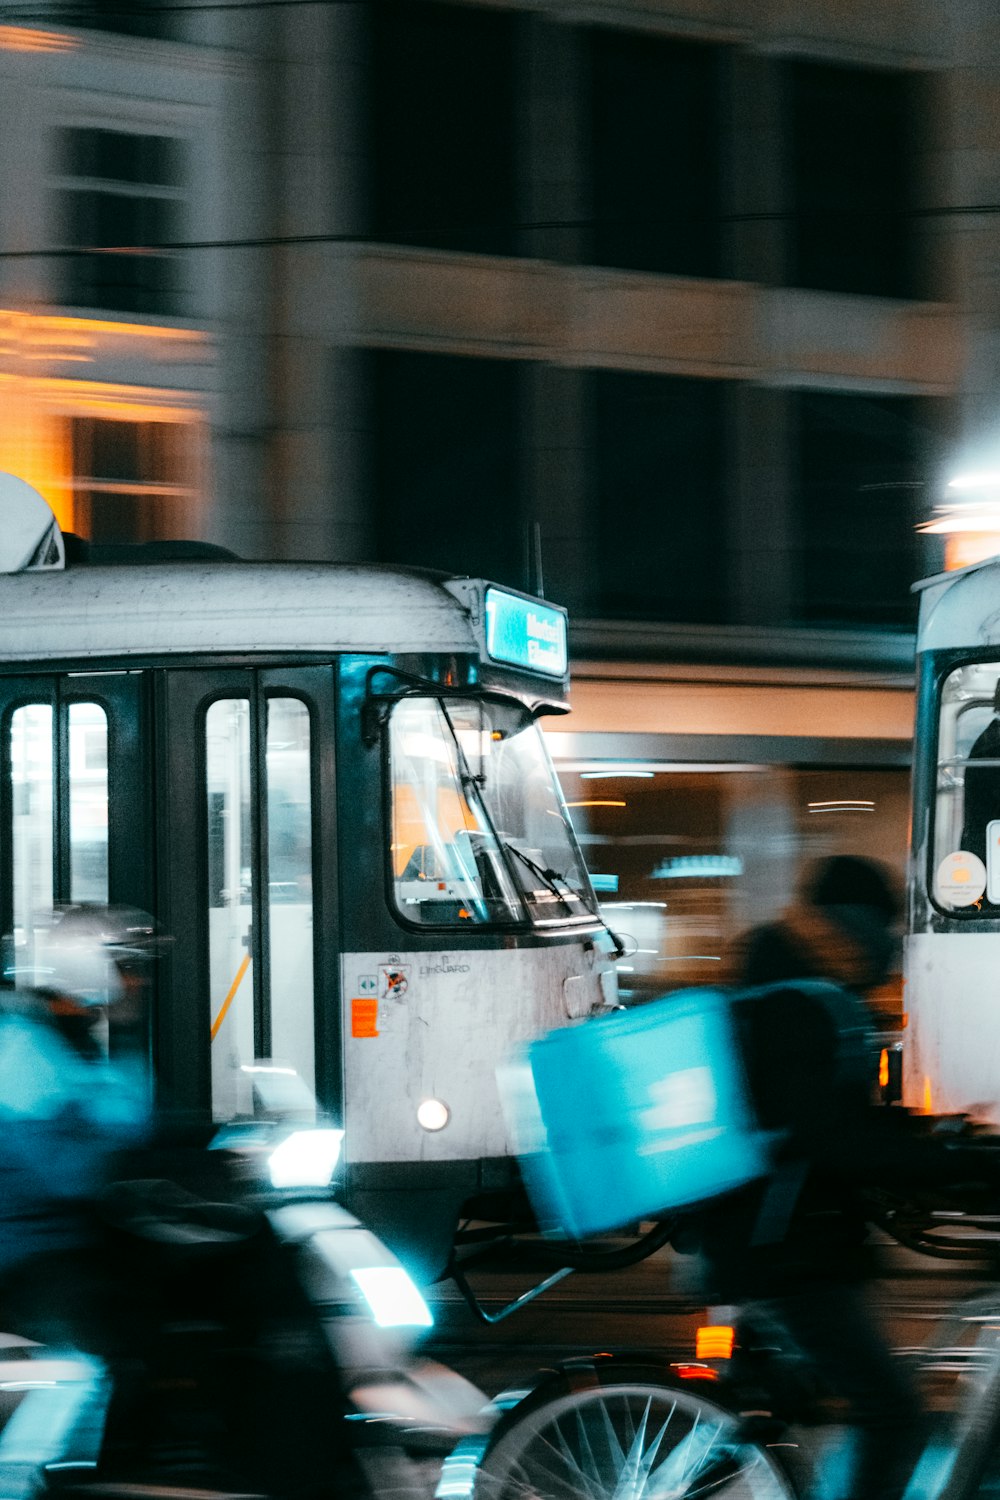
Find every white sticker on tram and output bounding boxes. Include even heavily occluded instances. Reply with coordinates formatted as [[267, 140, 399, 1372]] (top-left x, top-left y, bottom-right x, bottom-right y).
[[935, 850, 987, 908]]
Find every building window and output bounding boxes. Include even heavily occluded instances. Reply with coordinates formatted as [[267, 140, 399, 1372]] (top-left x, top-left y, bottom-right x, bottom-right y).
[[791, 392, 928, 627], [590, 372, 729, 624], [70, 418, 194, 543], [56, 0, 176, 39], [370, 350, 524, 586], [788, 61, 920, 299], [56, 128, 184, 316], [367, 1, 517, 256], [587, 28, 723, 278]]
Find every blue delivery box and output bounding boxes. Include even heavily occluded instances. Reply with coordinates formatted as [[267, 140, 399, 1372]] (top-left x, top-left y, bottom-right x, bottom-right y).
[[498, 987, 770, 1240]]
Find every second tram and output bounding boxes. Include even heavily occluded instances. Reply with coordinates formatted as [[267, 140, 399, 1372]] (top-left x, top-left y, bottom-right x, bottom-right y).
[[907, 554, 1000, 1121]]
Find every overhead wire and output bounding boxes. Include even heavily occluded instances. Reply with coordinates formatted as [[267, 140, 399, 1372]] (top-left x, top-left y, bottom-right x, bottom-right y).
[[0, 196, 998, 263]]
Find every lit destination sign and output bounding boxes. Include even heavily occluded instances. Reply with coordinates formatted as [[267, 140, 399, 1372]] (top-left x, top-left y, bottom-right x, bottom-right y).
[[484, 588, 568, 679]]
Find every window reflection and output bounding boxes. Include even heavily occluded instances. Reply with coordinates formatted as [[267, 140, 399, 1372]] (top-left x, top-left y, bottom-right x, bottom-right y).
[[11, 704, 54, 950], [934, 663, 1000, 910], [554, 759, 908, 1002], [69, 702, 108, 903], [266, 697, 314, 1092], [389, 695, 594, 928], [206, 698, 253, 1120], [390, 697, 522, 926]]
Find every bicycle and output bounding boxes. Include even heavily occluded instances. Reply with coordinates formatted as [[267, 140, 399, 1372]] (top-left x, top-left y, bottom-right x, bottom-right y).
[[465, 1265, 1000, 1500]]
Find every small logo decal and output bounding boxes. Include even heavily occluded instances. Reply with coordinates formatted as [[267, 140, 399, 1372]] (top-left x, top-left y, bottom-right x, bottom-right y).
[[380, 965, 410, 1001], [641, 1067, 718, 1132]]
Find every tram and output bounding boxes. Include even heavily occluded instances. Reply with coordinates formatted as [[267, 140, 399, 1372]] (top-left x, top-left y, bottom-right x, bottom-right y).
[[906, 553, 1000, 1122], [0, 475, 618, 1278]]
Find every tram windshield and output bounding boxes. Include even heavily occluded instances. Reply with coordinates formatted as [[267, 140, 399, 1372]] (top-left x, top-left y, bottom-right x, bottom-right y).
[[389, 695, 596, 927], [933, 661, 1000, 911]]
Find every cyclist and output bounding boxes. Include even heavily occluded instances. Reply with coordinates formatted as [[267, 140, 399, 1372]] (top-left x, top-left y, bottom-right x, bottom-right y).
[[689, 950, 994, 1499]]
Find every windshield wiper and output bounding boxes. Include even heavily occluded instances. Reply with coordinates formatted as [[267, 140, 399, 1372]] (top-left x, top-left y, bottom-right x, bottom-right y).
[[503, 844, 627, 958], [503, 842, 580, 914]]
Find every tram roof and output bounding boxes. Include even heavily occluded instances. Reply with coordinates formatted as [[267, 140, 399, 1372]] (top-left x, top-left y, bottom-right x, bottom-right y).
[[0, 561, 481, 662], [915, 554, 1000, 654]]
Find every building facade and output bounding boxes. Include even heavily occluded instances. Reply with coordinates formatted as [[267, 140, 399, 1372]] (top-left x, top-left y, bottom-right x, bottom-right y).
[[6, 0, 1000, 987]]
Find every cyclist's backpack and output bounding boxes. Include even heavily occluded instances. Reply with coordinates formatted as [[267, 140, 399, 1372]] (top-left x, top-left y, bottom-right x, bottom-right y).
[[498, 981, 873, 1241]]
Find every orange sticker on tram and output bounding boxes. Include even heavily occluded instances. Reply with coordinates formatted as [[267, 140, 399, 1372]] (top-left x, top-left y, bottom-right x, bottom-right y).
[[351, 998, 379, 1038]]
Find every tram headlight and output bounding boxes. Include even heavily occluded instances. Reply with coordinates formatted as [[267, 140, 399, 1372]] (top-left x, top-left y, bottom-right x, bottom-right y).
[[417, 1098, 450, 1132]]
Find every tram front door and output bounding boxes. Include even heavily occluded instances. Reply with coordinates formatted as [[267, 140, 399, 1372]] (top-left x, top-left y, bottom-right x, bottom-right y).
[[155, 666, 340, 1121]]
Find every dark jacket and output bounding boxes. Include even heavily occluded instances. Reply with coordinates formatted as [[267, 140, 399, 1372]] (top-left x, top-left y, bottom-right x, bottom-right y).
[[691, 981, 982, 1300], [0, 997, 150, 1276]]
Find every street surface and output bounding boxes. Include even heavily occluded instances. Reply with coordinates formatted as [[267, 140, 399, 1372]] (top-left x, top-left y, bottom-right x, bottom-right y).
[[392, 1232, 1000, 1498], [423, 1233, 996, 1398]]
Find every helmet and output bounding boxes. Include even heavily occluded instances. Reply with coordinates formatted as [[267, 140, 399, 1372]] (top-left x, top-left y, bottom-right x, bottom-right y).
[[9, 905, 160, 1008]]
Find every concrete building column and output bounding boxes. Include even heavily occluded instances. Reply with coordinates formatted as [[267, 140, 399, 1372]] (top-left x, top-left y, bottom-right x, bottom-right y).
[[723, 49, 788, 287], [515, 13, 587, 266], [514, 15, 590, 611], [212, 5, 282, 557], [720, 50, 794, 628], [728, 384, 794, 628], [521, 364, 589, 614], [215, 1, 367, 560]]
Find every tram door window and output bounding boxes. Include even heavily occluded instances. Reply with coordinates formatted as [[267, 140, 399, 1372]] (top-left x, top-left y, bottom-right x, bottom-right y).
[[205, 695, 316, 1119], [266, 699, 314, 1087], [206, 699, 254, 1118], [11, 704, 55, 944], [69, 703, 109, 903], [2, 675, 149, 981], [160, 669, 334, 1121]]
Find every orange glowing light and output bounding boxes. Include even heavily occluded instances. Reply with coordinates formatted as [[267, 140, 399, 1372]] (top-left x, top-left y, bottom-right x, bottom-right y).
[[671, 1364, 718, 1382], [0, 304, 210, 540], [695, 1325, 735, 1361], [0, 310, 210, 358], [878, 1049, 889, 1090], [944, 534, 1000, 572], [923, 1076, 933, 1114], [564, 800, 627, 809], [0, 25, 77, 52]]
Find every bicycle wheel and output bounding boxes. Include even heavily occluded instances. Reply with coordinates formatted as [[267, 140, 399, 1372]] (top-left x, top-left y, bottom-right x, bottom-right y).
[[476, 1367, 803, 1500]]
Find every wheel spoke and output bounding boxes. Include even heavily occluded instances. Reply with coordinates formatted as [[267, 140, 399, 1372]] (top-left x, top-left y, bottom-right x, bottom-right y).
[[478, 1382, 798, 1500], [607, 1396, 650, 1500]]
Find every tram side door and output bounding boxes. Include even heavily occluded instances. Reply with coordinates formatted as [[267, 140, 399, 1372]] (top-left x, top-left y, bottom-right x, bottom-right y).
[[0, 668, 152, 974], [156, 667, 339, 1122]]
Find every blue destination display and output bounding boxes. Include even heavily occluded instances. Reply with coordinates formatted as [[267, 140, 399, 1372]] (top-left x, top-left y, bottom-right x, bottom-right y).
[[484, 588, 568, 678]]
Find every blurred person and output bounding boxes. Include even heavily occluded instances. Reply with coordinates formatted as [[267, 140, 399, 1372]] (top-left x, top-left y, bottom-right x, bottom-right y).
[[0, 906, 155, 1336], [724, 853, 902, 999], [0, 906, 157, 1497]]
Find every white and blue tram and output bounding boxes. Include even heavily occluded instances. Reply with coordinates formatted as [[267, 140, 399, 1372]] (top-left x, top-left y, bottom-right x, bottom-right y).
[[0, 477, 617, 1277], [907, 553, 1000, 1122]]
